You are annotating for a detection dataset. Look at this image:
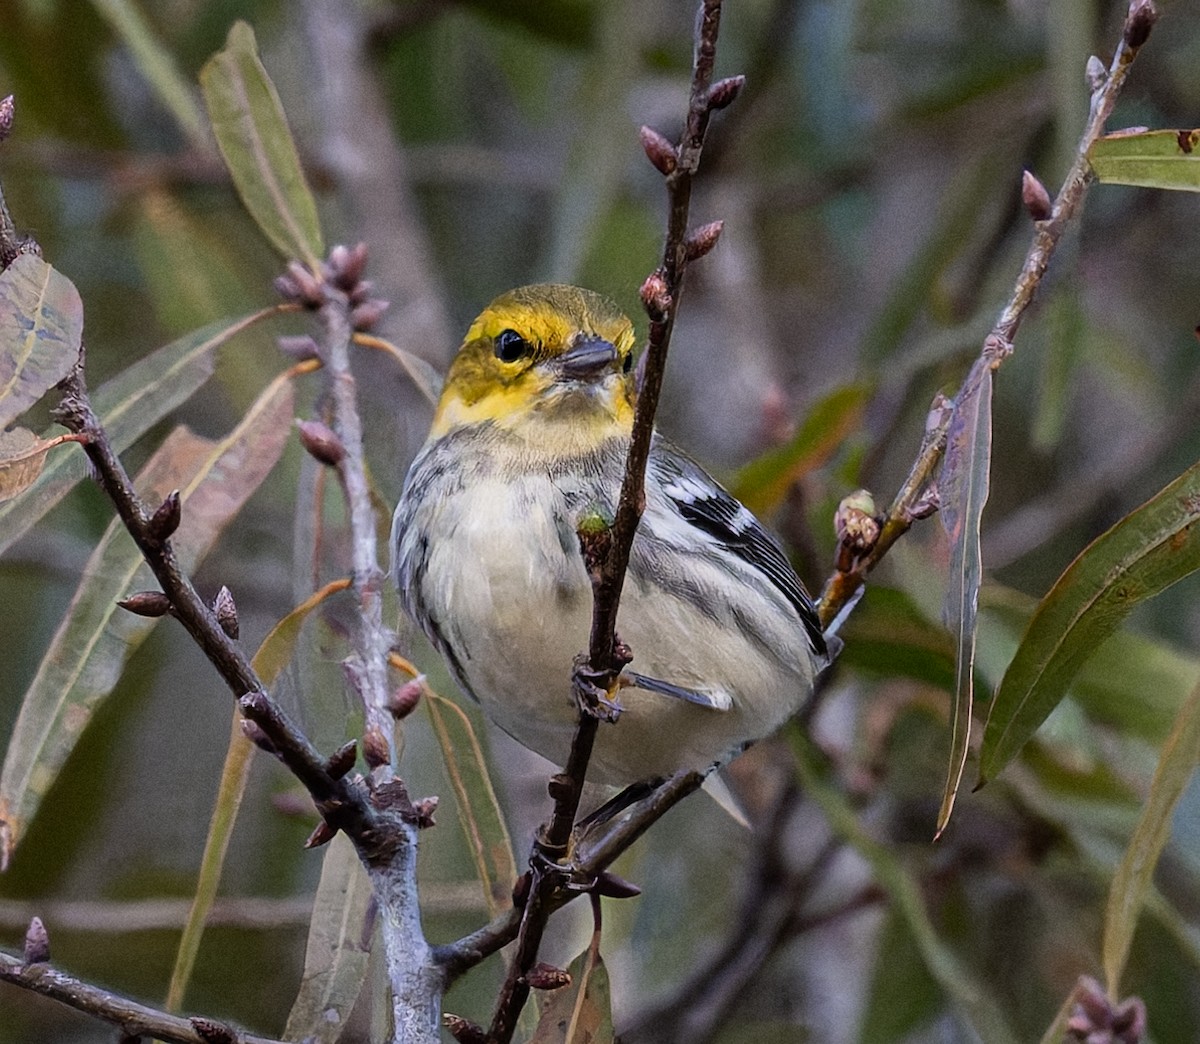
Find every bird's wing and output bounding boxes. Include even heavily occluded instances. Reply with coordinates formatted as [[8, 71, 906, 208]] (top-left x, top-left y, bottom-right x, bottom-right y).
[[650, 440, 827, 658]]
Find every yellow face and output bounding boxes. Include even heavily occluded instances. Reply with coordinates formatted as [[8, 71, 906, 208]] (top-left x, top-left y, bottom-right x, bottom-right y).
[[431, 284, 638, 442]]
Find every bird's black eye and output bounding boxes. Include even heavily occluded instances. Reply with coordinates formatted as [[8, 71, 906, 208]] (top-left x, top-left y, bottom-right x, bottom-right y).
[[494, 329, 531, 363], [622, 351, 633, 374]]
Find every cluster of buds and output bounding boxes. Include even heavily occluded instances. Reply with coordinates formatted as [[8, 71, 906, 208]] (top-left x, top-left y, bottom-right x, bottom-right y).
[[1066, 977, 1146, 1043], [834, 490, 881, 572], [273, 243, 389, 332]]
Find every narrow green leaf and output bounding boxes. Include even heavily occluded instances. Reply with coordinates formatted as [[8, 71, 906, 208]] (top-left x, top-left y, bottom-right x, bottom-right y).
[[90, 0, 208, 149], [200, 21, 324, 266], [0, 307, 282, 557], [732, 383, 870, 515], [165, 577, 351, 1011], [531, 927, 613, 1044], [936, 358, 993, 836], [1103, 680, 1200, 996], [0, 375, 294, 865], [1088, 129, 1200, 192], [424, 689, 518, 918], [283, 833, 372, 1044], [981, 461, 1200, 784], [0, 254, 83, 429], [791, 730, 1021, 1044]]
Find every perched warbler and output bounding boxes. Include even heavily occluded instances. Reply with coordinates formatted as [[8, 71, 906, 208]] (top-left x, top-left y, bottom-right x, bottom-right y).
[[391, 284, 828, 787]]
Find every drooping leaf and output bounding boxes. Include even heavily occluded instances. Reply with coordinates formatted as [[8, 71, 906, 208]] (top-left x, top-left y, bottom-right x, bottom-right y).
[[200, 21, 324, 266], [0, 307, 282, 557], [1103, 680, 1200, 997], [164, 577, 351, 1010], [936, 357, 994, 836], [0, 254, 83, 429], [0, 375, 294, 865], [283, 832, 373, 1044], [90, 0, 208, 149], [423, 687, 517, 918], [1088, 129, 1200, 192], [980, 460, 1200, 785], [531, 924, 613, 1044], [791, 730, 1021, 1044], [0, 428, 79, 503], [732, 383, 870, 515]]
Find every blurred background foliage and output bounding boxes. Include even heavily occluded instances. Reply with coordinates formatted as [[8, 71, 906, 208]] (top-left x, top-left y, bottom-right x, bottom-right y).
[[2, 0, 1200, 1041]]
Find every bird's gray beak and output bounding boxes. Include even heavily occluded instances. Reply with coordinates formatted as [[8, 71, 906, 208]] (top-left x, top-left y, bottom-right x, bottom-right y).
[[555, 336, 619, 381]]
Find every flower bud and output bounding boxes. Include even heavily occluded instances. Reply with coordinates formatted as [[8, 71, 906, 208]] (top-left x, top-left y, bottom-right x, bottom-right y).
[[325, 740, 358, 780], [304, 819, 337, 849], [684, 220, 724, 263], [297, 419, 345, 467], [363, 724, 391, 769], [443, 1014, 488, 1044], [387, 678, 423, 720], [24, 916, 49, 964], [640, 270, 671, 322], [1124, 0, 1157, 49], [639, 125, 678, 176], [146, 490, 182, 543], [117, 591, 173, 618], [706, 75, 745, 111], [212, 585, 239, 640], [1021, 170, 1052, 221], [523, 962, 571, 991]]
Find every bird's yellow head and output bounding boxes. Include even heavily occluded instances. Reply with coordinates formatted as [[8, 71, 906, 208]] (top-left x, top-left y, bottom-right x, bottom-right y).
[[430, 285, 638, 449]]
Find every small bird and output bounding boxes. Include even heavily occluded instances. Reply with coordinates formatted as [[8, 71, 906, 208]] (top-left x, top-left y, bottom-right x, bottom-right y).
[[392, 284, 827, 787]]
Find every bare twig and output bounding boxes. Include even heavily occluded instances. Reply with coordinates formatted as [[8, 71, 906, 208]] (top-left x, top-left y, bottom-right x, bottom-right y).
[[0, 950, 284, 1044], [816, 0, 1159, 629]]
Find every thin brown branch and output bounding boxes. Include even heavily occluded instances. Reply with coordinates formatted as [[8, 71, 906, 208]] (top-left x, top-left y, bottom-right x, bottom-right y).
[[816, 0, 1159, 629], [482, 3, 736, 1040], [49, 373, 389, 854], [0, 950, 284, 1044]]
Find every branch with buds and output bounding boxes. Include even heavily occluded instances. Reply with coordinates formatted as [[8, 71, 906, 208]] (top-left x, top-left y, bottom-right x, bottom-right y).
[[816, 0, 1160, 628], [469, 3, 740, 1042]]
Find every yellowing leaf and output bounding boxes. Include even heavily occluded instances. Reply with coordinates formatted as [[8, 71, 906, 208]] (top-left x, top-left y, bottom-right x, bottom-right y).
[[165, 577, 353, 1010], [0, 254, 83, 428], [200, 21, 324, 266], [423, 687, 517, 918]]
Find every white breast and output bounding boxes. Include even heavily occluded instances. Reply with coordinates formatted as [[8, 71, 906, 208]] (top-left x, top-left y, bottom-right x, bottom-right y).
[[396, 455, 817, 785]]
